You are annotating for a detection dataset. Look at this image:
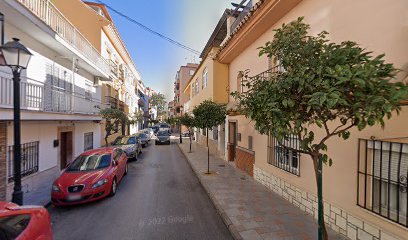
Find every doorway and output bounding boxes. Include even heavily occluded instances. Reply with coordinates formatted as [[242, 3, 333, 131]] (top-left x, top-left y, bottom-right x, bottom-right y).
[[228, 122, 237, 161], [60, 131, 73, 170]]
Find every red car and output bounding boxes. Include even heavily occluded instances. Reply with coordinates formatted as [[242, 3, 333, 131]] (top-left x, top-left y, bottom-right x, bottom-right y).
[[51, 147, 128, 206], [0, 202, 53, 240]]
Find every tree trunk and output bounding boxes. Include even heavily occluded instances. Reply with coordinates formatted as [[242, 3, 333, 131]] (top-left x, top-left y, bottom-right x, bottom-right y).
[[312, 156, 328, 240], [207, 128, 209, 174], [189, 129, 192, 153]]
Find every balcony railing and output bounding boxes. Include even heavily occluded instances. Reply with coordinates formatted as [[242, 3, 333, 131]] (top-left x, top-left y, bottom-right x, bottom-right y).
[[106, 96, 125, 111], [0, 76, 102, 115], [109, 60, 118, 78], [241, 65, 283, 93], [358, 138, 408, 228], [16, 0, 110, 76], [230, 0, 253, 33]]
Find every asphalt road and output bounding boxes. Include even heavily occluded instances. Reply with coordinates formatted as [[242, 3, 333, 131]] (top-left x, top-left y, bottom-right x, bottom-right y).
[[49, 137, 232, 240]]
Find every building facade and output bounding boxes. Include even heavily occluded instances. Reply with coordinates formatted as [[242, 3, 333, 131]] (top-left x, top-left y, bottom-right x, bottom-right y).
[[216, 0, 408, 240], [0, 0, 108, 204], [183, 10, 232, 158]]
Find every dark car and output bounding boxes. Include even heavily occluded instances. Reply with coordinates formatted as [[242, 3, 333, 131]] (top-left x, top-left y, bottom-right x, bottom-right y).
[[155, 131, 171, 145], [112, 135, 142, 160]]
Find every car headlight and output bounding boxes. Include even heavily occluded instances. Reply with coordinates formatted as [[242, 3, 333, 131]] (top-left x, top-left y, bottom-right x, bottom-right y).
[[92, 179, 108, 189], [52, 184, 61, 192]]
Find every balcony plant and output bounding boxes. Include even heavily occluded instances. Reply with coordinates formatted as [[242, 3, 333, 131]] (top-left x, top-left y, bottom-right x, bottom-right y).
[[232, 17, 408, 240], [193, 100, 226, 174]]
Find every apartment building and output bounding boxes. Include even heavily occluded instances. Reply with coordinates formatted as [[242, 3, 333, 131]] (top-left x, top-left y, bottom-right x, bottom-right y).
[[53, 0, 142, 144], [216, 0, 408, 239], [183, 10, 232, 158], [0, 0, 108, 204], [173, 63, 198, 116]]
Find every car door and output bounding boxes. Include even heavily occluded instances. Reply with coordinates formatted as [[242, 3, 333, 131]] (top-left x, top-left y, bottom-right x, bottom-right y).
[[116, 148, 127, 178], [112, 149, 123, 179]]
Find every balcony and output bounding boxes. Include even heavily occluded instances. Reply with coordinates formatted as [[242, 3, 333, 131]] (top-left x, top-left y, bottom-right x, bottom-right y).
[[230, 0, 253, 33], [109, 60, 118, 78], [14, 0, 110, 77], [0, 76, 102, 116]]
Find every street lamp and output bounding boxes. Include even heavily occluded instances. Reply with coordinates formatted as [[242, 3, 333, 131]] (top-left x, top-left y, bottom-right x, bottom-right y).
[[0, 38, 33, 205], [179, 106, 183, 143]]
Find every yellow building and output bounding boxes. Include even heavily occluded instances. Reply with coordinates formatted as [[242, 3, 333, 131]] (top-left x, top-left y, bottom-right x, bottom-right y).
[[53, 0, 142, 145], [216, 0, 408, 240], [183, 10, 231, 157]]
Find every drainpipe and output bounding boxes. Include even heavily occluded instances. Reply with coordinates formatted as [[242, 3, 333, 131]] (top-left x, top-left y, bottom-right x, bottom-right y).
[[0, 12, 4, 45]]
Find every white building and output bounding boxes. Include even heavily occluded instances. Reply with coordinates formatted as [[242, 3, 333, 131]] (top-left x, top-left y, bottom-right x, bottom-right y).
[[0, 0, 108, 204]]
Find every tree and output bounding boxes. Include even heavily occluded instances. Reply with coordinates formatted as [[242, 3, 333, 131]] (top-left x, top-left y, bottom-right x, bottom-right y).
[[149, 93, 167, 115], [232, 17, 408, 240], [179, 113, 196, 153], [193, 100, 227, 174], [100, 108, 127, 146]]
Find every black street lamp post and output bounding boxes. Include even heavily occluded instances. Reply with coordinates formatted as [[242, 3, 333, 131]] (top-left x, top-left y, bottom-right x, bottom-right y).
[[0, 38, 33, 205]]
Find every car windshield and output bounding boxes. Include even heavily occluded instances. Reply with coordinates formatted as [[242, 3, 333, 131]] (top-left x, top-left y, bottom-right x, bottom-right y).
[[113, 137, 135, 145], [139, 133, 147, 138], [66, 154, 111, 172], [160, 124, 168, 128], [157, 131, 168, 136], [0, 214, 31, 239]]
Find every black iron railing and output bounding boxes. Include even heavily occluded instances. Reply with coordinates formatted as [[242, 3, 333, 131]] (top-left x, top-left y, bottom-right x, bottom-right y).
[[357, 138, 408, 227], [7, 141, 39, 182], [267, 135, 300, 176], [241, 65, 283, 94], [106, 96, 118, 109]]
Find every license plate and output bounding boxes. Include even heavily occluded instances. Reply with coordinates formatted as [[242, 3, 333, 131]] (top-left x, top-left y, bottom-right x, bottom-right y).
[[67, 194, 81, 201]]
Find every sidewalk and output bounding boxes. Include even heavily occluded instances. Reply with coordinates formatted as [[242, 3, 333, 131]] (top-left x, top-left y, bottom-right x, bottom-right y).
[[178, 141, 347, 240]]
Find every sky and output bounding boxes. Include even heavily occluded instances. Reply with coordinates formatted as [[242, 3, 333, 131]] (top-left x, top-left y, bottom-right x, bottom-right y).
[[89, 0, 233, 101]]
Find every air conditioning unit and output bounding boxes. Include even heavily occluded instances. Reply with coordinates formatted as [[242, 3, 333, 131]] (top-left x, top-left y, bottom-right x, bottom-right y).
[[94, 76, 102, 86]]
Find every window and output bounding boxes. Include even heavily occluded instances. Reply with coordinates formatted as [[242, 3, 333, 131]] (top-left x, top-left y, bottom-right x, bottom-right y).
[[267, 135, 300, 175], [213, 126, 218, 140], [195, 79, 200, 95], [84, 132, 93, 151], [189, 69, 195, 76], [202, 68, 208, 89], [0, 214, 31, 239], [7, 141, 39, 182], [357, 139, 408, 227]]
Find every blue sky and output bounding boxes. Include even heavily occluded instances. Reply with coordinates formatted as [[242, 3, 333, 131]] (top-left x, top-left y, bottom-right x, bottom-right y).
[[91, 0, 232, 101]]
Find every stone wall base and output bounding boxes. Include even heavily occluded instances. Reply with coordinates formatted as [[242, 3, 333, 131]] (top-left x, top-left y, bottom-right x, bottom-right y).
[[253, 166, 402, 240]]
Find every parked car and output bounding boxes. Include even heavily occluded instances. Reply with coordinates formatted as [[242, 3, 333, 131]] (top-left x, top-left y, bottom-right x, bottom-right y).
[[0, 202, 53, 240], [144, 128, 155, 139], [156, 130, 171, 145], [51, 147, 128, 206], [112, 135, 142, 160], [139, 129, 151, 142], [138, 133, 149, 147]]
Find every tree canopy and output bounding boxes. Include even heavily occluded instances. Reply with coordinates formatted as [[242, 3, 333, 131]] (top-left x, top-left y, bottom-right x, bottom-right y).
[[193, 100, 227, 130], [149, 93, 167, 114]]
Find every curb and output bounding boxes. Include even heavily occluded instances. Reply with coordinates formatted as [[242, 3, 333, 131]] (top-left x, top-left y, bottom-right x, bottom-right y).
[[177, 143, 243, 240]]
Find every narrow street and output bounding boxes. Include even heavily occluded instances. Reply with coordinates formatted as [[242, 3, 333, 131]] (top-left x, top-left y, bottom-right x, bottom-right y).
[[48, 137, 232, 240]]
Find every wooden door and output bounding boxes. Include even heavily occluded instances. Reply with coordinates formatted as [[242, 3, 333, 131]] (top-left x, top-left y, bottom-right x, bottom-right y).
[[60, 131, 73, 170], [228, 122, 237, 161]]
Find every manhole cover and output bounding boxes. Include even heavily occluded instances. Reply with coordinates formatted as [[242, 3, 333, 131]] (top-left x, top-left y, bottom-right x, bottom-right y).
[[218, 164, 225, 167], [240, 177, 246, 180]]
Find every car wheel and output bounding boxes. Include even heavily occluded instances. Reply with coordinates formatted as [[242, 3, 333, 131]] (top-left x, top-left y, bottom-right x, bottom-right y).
[[110, 178, 117, 196]]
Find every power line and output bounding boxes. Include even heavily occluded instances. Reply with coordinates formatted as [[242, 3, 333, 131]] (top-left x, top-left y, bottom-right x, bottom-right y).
[[94, 0, 201, 55]]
